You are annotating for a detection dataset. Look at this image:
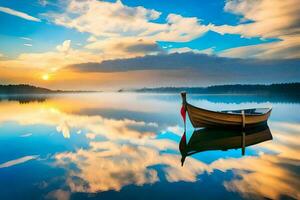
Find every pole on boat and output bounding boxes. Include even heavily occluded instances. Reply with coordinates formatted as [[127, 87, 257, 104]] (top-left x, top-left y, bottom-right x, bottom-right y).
[[241, 110, 246, 156], [181, 91, 187, 104], [181, 92, 187, 133], [180, 92, 187, 166]]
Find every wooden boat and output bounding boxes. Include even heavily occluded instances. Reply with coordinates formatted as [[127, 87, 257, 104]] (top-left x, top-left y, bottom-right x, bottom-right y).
[[179, 125, 272, 166], [181, 92, 272, 128]]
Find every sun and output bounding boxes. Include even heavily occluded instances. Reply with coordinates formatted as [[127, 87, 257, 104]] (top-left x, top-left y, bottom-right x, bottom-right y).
[[42, 74, 49, 81]]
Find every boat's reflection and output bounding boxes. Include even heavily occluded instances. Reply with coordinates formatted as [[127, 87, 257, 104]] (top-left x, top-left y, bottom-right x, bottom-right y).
[[179, 125, 272, 166]]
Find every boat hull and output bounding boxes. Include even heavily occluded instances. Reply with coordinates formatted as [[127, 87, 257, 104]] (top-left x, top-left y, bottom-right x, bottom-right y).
[[186, 103, 272, 128]]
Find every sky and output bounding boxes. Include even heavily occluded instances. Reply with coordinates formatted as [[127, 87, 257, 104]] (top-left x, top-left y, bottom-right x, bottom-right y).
[[0, 0, 299, 90]]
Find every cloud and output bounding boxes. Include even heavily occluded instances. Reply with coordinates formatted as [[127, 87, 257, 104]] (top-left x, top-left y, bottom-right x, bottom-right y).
[[0, 6, 41, 22], [0, 155, 39, 168], [0, 39, 161, 72], [54, 140, 207, 193], [153, 13, 211, 42], [56, 40, 71, 53], [87, 36, 97, 42], [45, 0, 161, 37], [44, 0, 209, 42], [126, 42, 162, 54], [0, 94, 299, 198], [67, 53, 215, 72], [52, 120, 300, 197], [85, 37, 163, 59], [0, 101, 158, 140], [163, 125, 183, 136], [0, 100, 204, 192], [222, 0, 300, 38], [67, 52, 300, 84], [41, 0, 299, 60], [1, 50, 300, 87], [20, 133, 33, 137], [212, 154, 300, 200], [168, 47, 214, 55], [20, 37, 32, 41], [209, 121, 300, 200], [219, 35, 300, 59], [1, 0, 299, 87], [166, 120, 300, 200], [0, 40, 100, 71], [211, 0, 300, 58], [42, 0, 300, 59]]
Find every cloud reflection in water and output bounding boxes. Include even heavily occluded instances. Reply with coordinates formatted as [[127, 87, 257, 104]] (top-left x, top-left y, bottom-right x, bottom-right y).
[[0, 93, 299, 200]]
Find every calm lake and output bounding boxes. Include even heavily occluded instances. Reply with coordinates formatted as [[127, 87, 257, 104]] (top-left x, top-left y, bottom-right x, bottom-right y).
[[0, 93, 299, 200]]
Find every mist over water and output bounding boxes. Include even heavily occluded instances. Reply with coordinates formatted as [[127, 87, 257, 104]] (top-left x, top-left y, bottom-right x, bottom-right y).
[[0, 93, 299, 200]]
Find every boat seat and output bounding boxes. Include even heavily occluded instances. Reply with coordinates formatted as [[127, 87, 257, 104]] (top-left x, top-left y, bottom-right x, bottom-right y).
[[221, 108, 269, 115]]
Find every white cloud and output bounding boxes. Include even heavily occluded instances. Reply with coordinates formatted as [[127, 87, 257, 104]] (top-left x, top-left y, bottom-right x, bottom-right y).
[[24, 43, 33, 47], [163, 125, 183, 136], [0, 6, 41, 22], [153, 14, 211, 42], [45, 0, 209, 43], [53, 120, 300, 196], [168, 47, 214, 55], [85, 37, 162, 60], [222, 0, 300, 38], [0, 36, 162, 71], [87, 36, 97, 42], [20, 37, 32, 41], [20, 133, 33, 137], [45, 0, 161, 37], [0, 155, 39, 168], [219, 34, 300, 59], [56, 40, 71, 53], [211, 154, 300, 199], [0, 40, 100, 70], [43, 0, 299, 59], [0, 102, 157, 140], [213, 0, 300, 58], [54, 140, 207, 192]]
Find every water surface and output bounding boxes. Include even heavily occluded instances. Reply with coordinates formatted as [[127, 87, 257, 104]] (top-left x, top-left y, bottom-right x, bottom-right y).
[[0, 93, 299, 200]]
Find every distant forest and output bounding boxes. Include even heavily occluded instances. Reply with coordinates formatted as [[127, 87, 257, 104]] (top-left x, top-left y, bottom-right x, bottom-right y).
[[0, 84, 55, 94], [131, 83, 300, 94], [1, 83, 300, 95], [0, 84, 98, 94]]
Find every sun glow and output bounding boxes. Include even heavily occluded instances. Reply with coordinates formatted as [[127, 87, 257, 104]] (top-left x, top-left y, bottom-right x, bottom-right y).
[[42, 74, 49, 81]]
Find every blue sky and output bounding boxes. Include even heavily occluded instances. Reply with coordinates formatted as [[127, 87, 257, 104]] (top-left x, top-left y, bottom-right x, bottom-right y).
[[0, 0, 278, 57], [0, 0, 299, 89]]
